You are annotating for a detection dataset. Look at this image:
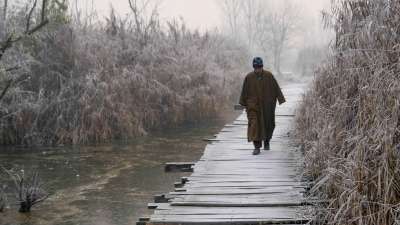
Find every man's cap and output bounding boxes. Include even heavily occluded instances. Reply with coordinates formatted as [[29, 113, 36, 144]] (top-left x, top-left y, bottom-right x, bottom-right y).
[[253, 57, 264, 68]]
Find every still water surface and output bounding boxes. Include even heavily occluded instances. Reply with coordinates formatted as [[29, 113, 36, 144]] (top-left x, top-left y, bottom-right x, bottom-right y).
[[0, 113, 239, 225]]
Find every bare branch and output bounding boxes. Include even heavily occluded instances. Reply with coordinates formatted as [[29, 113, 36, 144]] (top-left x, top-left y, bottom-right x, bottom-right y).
[[0, 0, 48, 101], [26, 0, 38, 33], [0, 79, 12, 101], [1, 0, 48, 61], [41, 0, 47, 22], [26, 19, 49, 35], [0, 36, 12, 61]]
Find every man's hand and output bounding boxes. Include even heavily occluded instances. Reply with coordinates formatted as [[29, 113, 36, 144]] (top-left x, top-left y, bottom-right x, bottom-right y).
[[234, 105, 245, 110]]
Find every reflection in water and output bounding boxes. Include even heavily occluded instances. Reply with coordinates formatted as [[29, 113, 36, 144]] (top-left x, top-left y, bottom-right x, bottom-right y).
[[0, 112, 238, 225]]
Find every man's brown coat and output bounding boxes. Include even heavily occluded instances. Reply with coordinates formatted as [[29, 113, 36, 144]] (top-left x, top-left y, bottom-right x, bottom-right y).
[[239, 70, 286, 142]]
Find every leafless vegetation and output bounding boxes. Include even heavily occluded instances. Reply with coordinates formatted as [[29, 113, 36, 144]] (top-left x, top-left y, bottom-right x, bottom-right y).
[[0, 0, 49, 102], [296, 0, 400, 224], [295, 46, 325, 76], [256, 2, 300, 75], [218, 0, 300, 74], [0, 0, 248, 145], [4, 169, 48, 213], [217, 0, 241, 43]]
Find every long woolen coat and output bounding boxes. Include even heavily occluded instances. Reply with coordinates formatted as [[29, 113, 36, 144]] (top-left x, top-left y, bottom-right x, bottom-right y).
[[239, 70, 286, 142]]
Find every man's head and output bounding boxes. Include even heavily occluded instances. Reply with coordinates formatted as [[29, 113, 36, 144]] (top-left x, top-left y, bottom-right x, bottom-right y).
[[252, 57, 263, 72]]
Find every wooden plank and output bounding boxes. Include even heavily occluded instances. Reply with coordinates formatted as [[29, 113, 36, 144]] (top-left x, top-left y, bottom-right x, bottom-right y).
[[170, 202, 310, 207], [171, 195, 306, 205], [151, 205, 311, 216], [154, 194, 171, 203], [183, 181, 303, 186], [165, 162, 195, 172], [168, 189, 306, 196]]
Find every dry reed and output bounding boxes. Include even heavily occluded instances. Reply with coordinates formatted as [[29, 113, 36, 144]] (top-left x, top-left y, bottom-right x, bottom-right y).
[[296, 0, 400, 224]]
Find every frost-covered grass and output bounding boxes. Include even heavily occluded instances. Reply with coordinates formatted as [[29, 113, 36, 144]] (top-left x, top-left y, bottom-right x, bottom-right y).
[[0, 4, 248, 145], [296, 0, 400, 224]]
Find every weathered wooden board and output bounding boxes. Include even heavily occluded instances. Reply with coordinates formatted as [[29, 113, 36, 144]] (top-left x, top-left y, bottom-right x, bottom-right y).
[[140, 83, 313, 225]]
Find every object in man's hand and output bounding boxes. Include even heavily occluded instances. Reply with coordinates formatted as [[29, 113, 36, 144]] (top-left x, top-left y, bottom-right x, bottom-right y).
[[234, 105, 245, 110]]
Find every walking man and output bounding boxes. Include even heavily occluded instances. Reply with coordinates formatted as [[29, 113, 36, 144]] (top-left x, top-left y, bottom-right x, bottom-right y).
[[239, 57, 286, 155]]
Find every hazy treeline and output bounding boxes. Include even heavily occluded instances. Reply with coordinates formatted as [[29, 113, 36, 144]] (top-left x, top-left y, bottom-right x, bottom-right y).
[[296, 0, 400, 224], [0, 0, 248, 145], [218, 0, 330, 76]]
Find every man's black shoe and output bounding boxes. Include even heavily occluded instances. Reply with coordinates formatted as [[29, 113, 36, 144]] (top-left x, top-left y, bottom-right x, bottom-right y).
[[253, 148, 261, 155], [264, 142, 270, 150]]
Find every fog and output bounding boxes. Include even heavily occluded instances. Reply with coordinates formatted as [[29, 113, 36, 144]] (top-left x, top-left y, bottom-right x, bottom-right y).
[[78, 0, 330, 32]]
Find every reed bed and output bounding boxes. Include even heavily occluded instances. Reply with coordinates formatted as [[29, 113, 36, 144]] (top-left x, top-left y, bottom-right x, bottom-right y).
[[295, 0, 400, 224], [0, 4, 248, 145]]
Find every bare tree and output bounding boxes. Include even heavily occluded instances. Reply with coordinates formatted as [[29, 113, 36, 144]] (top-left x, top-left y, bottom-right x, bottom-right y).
[[241, 0, 264, 52], [0, 0, 49, 101], [217, 0, 242, 41], [257, 2, 300, 74], [128, 0, 161, 47], [4, 169, 48, 213], [72, 0, 97, 30]]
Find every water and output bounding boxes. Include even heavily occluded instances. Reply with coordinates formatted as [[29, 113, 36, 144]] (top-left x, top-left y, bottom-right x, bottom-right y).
[[0, 112, 239, 225]]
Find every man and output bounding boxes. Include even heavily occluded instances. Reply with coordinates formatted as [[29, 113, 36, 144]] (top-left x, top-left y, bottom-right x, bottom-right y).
[[239, 57, 286, 155]]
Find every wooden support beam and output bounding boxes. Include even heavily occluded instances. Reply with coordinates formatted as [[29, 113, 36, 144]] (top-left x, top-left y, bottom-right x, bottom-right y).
[[174, 181, 184, 188], [181, 177, 189, 184], [136, 217, 150, 225], [139, 217, 150, 221], [165, 162, 195, 172], [154, 194, 170, 203], [148, 203, 158, 209]]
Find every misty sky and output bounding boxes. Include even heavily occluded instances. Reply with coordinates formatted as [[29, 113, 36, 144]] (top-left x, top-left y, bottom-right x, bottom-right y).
[[81, 0, 330, 31]]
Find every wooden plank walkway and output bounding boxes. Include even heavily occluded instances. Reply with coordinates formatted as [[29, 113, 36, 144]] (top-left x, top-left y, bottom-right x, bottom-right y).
[[139, 83, 313, 225]]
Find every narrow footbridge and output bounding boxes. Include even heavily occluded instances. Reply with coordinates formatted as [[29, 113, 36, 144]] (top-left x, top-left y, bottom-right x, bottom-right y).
[[137, 83, 314, 225]]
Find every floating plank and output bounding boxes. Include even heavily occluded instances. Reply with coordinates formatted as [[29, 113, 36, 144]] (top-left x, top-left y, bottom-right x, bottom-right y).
[[165, 162, 195, 172], [136, 217, 150, 225], [154, 194, 171, 203]]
